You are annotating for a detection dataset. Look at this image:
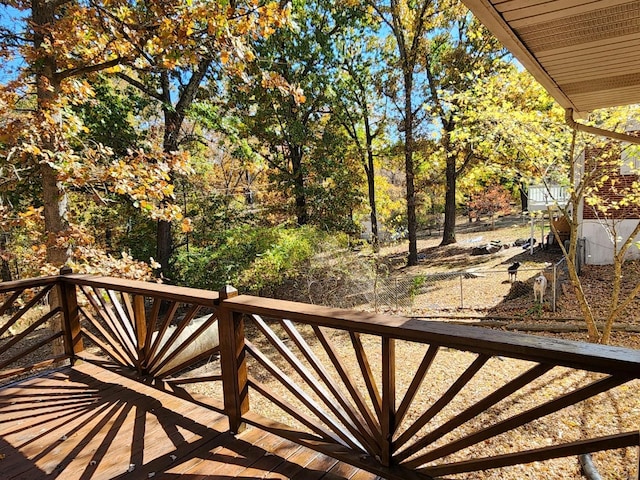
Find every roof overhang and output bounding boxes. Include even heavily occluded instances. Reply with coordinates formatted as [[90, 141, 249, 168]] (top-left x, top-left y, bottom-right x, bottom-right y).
[[462, 1, 640, 115]]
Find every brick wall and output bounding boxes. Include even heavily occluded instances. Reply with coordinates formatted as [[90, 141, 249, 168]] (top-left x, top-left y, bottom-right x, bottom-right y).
[[582, 143, 640, 220]]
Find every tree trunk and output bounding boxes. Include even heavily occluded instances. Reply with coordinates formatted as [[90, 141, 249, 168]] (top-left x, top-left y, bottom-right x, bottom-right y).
[[439, 125, 460, 246], [41, 163, 69, 264], [155, 109, 180, 276], [364, 116, 379, 252], [519, 180, 528, 212], [0, 234, 12, 282], [291, 147, 308, 225], [33, 0, 67, 356], [403, 73, 418, 266], [441, 154, 457, 245]]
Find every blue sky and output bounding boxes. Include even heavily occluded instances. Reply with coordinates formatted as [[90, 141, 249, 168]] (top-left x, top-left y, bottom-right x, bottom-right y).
[[0, 5, 28, 83]]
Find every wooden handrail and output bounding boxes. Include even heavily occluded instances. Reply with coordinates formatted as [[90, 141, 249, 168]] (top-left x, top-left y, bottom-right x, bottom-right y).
[[222, 295, 640, 376], [0, 275, 59, 293], [60, 274, 220, 306]]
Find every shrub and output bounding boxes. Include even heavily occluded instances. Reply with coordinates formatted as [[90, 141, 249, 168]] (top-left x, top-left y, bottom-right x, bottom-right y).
[[171, 225, 347, 294]]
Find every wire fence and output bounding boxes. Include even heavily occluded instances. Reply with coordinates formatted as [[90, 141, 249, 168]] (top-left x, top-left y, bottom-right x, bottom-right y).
[[329, 259, 571, 316]]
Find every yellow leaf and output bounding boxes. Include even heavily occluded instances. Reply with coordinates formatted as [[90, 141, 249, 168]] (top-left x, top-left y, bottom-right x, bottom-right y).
[[181, 218, 193, 233]]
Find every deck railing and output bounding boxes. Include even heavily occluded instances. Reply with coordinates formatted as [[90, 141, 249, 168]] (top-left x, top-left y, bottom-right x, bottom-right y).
[[1, 272, 639, 479]]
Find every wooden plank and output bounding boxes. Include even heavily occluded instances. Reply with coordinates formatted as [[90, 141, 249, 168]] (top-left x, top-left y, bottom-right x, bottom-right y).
[[132, 294, 146, 372], [58, 400, 228, 480], [0, 290, 23, 316], [0, 331, 64, 371], [350, 332, 382, 421], [182, 428, 288, 479], [325, 459, 364, 478], [241, 412, 430, 480], [59, 276, 83, 357], [394, 345, 439, 430], [79, 286, 136, 365], [143, 297, 161, 357], [313, 326, 380, 444], [222, 295, 640, 376], [0, 285, 53, 338], [0, 363, 231, 480], [234, 438, 305, 479], [0, 378, 132, 477], [262, 445, 323, 479], [380, 336, 394, 467], [78, 314, 132, 367], [145, 300, 179, 368], [248, 376, 348, 447], [62, 275, 219, 306], [0, 356, 69, 382], [0, 306, 60, 355], [159, 426, 272, 477], [393, 362, 552, 462], [148, 306, 210, 376], [289, 452, 340, 480], [402, 375, 631, 468], [218, 286, 249, 434]]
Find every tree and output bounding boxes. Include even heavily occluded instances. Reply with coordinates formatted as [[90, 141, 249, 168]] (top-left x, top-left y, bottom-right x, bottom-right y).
[[367, 0, 436, 265], [416, 1, 507, 246], [333, 30, 387, 251], [226, 0, 363, 228], [468, 184, 512, 229], [107, 0, 289, 275]]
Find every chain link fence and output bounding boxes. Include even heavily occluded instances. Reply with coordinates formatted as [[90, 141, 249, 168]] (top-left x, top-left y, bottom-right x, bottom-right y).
[[326, 259, 571, 316]]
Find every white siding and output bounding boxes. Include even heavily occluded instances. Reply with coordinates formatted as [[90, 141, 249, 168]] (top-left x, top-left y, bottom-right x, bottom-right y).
[[581, 219, 640, 265]]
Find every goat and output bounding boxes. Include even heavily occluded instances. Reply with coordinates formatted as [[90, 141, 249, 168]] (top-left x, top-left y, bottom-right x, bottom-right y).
[[507, 262, 520, 283], [533, 274, 548, 303]]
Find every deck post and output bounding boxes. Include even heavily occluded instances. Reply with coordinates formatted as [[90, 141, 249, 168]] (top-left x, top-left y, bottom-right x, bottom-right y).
[[59, 267, 84, 361], [218, 286, 249, 434]]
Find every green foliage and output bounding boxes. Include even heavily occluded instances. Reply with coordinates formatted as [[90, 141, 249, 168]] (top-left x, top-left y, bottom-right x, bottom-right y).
[[172, 225, 347, 293], [74, 76, 149, 156]]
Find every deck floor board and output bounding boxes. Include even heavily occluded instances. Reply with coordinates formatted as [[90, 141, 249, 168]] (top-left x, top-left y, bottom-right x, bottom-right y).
[[0, 363, 379, 479]]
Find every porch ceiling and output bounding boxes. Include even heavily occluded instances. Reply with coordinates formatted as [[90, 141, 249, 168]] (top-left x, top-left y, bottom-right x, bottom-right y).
[[462, 0, 640, 113]]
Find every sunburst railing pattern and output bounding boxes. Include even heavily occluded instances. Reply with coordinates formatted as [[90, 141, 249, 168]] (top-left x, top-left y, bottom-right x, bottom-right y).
[[1, 273, 639, 479], [62, 275, 223, 384], [217, 295, 640, 479]]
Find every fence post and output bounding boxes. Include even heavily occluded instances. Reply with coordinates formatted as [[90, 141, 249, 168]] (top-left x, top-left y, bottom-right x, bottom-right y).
[[218, 285, 249, 434], [459, 273, 464, 309], [552, 264, 557, 313], [394, 278, 398, 311], [59, 266, 84, 361]]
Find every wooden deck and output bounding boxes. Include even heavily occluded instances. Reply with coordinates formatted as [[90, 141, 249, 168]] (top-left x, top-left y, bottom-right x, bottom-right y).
[[0, 362, 381, 479]]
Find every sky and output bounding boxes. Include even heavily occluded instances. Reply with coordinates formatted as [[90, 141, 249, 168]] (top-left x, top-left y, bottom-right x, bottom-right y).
[[0, 5, 28, 83]]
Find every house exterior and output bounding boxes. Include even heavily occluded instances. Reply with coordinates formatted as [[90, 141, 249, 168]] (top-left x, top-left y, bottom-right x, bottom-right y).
[[578, 138, 640, 265]]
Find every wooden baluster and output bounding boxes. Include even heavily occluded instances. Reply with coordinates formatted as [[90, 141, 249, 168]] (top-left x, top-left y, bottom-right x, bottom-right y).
[[381, 336, 395, 466], [133, 294, 147, 373], [218, 286, 249, 434], [59, 266, 83, 361]]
